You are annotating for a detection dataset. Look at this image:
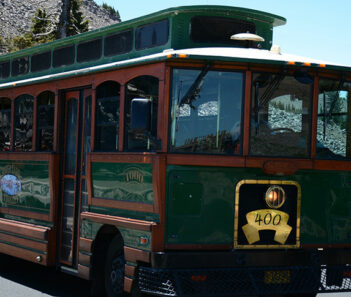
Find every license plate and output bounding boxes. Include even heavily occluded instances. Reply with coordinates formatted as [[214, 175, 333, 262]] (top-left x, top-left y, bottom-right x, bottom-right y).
[[264, 270, 291, 284]]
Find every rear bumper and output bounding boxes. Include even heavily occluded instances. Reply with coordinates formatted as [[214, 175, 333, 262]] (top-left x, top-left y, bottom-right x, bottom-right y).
[[137, 249, 351, 296]]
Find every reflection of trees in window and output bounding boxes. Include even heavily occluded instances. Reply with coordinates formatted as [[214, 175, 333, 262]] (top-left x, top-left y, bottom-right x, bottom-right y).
[[15, 94, 34, 151], [317, 79, 351, 159], [170, 69, 243, 154], [95, 81, 120, 151], [37, 91, 55, 151], [125, 76, 159, 151], [0, 98, 11, 151]]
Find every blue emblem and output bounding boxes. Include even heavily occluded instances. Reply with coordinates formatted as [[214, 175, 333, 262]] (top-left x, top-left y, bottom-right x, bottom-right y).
[[1, 175, 21, 196]]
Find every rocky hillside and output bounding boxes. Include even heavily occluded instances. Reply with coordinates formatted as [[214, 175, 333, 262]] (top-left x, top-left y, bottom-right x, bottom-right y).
[[0, 0, 120, 54]]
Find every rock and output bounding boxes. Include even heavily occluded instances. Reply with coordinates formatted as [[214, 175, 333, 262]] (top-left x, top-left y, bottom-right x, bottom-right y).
[[0, 0, 120, 54]]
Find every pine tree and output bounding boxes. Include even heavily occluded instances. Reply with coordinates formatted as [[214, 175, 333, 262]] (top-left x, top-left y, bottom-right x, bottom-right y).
[[57, 0, 89, 38], [31, 8, 55, 43]]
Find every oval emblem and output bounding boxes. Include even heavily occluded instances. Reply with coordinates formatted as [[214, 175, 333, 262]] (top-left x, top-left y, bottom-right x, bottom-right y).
[[1, 175, 21, 196]]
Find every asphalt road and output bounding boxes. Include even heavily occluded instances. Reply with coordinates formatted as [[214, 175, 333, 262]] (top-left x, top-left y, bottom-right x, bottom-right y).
[[0, 254, 349, 297]]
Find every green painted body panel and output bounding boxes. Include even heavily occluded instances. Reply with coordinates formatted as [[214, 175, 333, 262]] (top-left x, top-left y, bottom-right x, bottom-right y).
[[166, 165, 351, 246], [0, 5, 285, 86], [91, 162, 153, 204], [81, 218, 151, 251], [0, 160, 50, 214]]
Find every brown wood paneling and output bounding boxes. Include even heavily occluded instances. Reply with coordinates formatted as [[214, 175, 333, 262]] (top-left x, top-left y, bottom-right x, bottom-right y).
[[0, 218, 50, 240], [56, 76, 92, 90], [151, 155, 166, 251], [10, 98, 14, 151], [246, 157, 313, 171], [79, 238, 93, 253], [161, 66, 171, 153], [167, 154, 245, 167], [53, 89, 59, 152], [311, 76, 319, 159], [81, 212, 155, 231], [0, 152, 51, 161], [0, 232, 47, 251], [0, 207, 50, 222], [0, 242, 47, 265], [313, 160, 351, 171], [243, 71, 252, 156], [91, 198, 155, 213], [118, 84, 125, 152], [89, 152, 154, 163], [124, 277, 133, 293], [32, 96, 38, 151], [78, 252, 91, 266], [124, 246, 150, 263], [9, 82, 56, 99], [78, 264, 91, 280], [49, 153, 60, 222], [124, 264, 136, 277]]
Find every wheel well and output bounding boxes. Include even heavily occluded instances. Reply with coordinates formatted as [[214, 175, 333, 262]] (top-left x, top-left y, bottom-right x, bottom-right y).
[[90, 225, 124, 296]]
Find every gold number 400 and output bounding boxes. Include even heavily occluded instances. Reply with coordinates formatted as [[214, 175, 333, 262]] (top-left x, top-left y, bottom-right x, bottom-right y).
[[255, 213, 281, 226]]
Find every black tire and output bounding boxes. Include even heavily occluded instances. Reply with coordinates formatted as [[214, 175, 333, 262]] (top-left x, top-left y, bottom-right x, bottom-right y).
[[105, 235, 125, 297]]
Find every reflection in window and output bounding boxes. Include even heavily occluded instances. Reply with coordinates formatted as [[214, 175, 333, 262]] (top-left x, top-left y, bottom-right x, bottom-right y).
[[0, 61, 10, 79], [0, 98, 11, 151], [15, 94, 34, 151], [104, 30, 133, 57], [249, 73, 312, 157], [317, 79, 351, 159], [37, 91, 55, 151], [191, 16, 256, 47], [12, 56, 29, 77], [170, 68, 243, 154], [125, 76, 159, 151], [95, 81, 120, 151], [135, 19, 169, 50]]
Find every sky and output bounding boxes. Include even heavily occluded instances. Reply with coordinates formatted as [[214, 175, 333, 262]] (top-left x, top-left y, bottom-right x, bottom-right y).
[[94, 0, 351, 66]]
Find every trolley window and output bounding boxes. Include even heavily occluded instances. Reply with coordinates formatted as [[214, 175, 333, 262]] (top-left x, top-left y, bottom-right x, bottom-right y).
[[31, 51, 51, 73], [53, 45, 75, 68], [170, 68, 244, 154], [249, 72, 313, 157], [37, 91, 55, 151], [135, 19, 169, 50], [125, 76, 159, 151], [95, 81, 120, 151], [317, 78, 351, 159], [104, 30, 133, 57], [0, 98, 11, 151], [14, 94, 34, 151], [12, 56, 29, 77], [190, 16, 256, 46], [77, 38, 102, 63], [0, 61, 10, 79]]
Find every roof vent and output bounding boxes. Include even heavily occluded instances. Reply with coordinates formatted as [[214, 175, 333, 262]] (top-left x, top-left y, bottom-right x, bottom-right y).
[[270, 45, 282, 54], [230, 33, 265, 42]]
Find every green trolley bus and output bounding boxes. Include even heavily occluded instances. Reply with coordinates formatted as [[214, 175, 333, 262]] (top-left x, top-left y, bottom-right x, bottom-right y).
[[0, 5, 350, 297]]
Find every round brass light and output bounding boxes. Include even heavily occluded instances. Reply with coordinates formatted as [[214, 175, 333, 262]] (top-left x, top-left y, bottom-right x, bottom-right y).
[[265, 185, 286, 209]]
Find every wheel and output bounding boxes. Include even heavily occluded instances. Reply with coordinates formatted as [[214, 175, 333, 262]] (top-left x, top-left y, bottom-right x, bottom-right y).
[[105, 235, 125, 297]]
